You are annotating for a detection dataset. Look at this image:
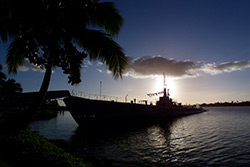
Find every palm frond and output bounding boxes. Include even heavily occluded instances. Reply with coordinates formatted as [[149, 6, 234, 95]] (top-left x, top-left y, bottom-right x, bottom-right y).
[[6, 38, 26, 74], [74, 29, 127, 79], [0, 29, 8, 43], [0, 64, 7, 82], [88, 2, 124, 37]]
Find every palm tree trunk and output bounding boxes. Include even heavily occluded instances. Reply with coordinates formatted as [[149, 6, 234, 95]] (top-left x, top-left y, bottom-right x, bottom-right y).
[[35, 61, 53, 111], [14, 62, 53, 131]]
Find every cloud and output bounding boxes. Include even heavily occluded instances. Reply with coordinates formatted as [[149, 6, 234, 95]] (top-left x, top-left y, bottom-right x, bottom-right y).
[[125, 55, 202, 78], [202, 61, 250, 75], [18, 56, 250, 78], [96, 68, 103, 73], [82, 60, 92, 68], [124, 55, 250, 79], [106, 70, 112, 75], [18, 59, 45, 72], [96, 61, 103, 66]]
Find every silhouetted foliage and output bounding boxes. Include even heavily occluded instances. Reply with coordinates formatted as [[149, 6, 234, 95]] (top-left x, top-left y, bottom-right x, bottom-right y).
[[0, 0, 127, 128], [1, 0, 126, 83], [0, 130, 91, 167], [0, 64, 7, 85], [0, 64, 22, 94]]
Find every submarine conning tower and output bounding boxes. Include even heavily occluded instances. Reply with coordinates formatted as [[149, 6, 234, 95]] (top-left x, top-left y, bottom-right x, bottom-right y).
[[156, 88, 173, 107]]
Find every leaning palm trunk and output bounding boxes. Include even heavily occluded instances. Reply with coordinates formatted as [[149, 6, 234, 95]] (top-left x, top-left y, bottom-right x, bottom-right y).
[[33, 62, 53, 112], [4, 63, 53, 132], [18, 62, 53, 130]]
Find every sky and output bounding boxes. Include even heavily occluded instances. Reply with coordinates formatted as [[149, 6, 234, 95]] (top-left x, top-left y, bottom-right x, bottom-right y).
[[0, 0, 250, 104]]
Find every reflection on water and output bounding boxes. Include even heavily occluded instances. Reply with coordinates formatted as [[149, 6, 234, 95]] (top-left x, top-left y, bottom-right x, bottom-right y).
[[71, 120, 175, 167], [30, 111, 78, 141], [31, 107, 250, 167]]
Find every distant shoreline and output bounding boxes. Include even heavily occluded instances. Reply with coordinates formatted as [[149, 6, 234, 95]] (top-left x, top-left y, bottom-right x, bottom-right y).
[[200, 101, 250, 107]]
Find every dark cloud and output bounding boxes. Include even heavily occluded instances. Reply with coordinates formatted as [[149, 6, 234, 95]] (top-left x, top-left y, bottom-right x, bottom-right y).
[[125, 56, 201, 78], [124, 56, 250, 79]]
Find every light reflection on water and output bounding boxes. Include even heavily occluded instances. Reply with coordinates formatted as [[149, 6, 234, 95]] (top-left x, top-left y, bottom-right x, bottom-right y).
[[31, 107, 250, 167], [30, 111, 78, 141]]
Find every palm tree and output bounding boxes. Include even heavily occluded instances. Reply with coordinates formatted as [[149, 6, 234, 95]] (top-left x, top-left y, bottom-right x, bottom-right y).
[[0, 65, 7, 92], [0, 0, 127, 125]]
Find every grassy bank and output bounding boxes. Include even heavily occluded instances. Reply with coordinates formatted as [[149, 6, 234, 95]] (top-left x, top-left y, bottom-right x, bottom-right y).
[[0, 109, 91, 167], [0, 129, 92, 167], [0, 109, 114, 167]]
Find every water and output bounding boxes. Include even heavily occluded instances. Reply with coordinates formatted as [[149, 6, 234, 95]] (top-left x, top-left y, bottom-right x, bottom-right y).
[[30, 111, 78, 141], [30, 107, 250, 167]]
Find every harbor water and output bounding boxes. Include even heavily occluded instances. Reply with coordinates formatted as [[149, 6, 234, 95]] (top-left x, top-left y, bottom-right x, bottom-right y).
[[30, 107, 250, 167]]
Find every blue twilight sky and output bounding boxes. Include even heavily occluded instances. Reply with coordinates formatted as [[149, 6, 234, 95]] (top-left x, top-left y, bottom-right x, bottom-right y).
[[0, 0, 250, 104]]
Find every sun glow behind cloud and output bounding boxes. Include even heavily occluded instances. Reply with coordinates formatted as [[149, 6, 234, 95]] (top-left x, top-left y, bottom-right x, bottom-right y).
[[154, 76, 177, 98]]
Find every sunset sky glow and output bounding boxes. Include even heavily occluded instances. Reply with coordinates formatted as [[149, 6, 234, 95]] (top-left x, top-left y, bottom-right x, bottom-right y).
[[0, 0, 250, 104]]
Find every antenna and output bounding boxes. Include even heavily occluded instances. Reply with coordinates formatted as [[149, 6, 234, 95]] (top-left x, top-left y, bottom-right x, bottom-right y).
[[163, 73, 167, 88], [163, 73, 168, 97], [146, 73, 168, 97], [100, 81, 102, 100], [125, 94, 128, 102]]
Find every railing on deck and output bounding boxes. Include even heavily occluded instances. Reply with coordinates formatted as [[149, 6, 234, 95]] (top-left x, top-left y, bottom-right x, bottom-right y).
[[71, 90, 155, 105], [71, 90, 127, 102]]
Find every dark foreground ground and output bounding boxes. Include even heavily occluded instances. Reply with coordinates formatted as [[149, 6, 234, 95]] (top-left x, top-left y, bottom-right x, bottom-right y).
[[0, 109, 114, 167], [0, 129, 91, 167]]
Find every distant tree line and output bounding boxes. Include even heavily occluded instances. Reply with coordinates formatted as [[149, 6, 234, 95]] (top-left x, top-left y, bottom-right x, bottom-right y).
[[200, 101, 250, 107], [0, 64, 22, 95]]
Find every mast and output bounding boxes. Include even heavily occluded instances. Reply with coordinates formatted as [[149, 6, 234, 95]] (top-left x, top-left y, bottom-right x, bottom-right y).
[[147, 73, 168, 98], [100, 81, 102, 99], [163, 72, 166, 88], [163, 73, 167, 97]]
